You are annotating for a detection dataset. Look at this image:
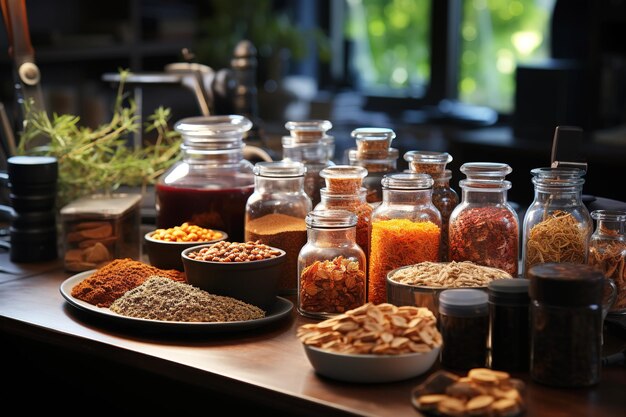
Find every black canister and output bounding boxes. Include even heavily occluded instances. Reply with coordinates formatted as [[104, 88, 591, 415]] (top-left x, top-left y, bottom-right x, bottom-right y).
[[528, 262, 604, 387], [488, 278, 530, 372]]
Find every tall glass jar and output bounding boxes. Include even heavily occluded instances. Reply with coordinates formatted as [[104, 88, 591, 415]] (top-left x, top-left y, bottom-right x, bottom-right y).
[[448, 162, 519, 276], [282, 120, 335, 207], [297, 210, 366, 319], [245, 161, 311, 295], [588, 209, 626, 314], [404, 151, 459, 261], [522, 167, 592, 276], [369, 173, 442, 304], [156, 115, 255, 241]]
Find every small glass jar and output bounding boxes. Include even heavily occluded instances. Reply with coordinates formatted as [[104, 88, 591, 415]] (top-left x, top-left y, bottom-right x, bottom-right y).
[[282, 120, 335, 207], [369, 173, 442, 304], [245, 161, 312, 295], [439, 288, 489, 370], [522, 167, 592, 276], [297, 210, 367, 319], [488, 278, 530, 372], [448, 162, 519, 276], [528, 263, 605, 387], [155, 115, 255, 242], [588, 209, 626, 314]]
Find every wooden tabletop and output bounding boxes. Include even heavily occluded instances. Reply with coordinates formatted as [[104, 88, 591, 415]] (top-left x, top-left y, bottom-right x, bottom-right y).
[[0, 254, 625, 416]]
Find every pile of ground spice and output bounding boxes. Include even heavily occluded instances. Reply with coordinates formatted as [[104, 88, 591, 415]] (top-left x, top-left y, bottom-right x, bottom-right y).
[[71, 258, 186, 308], [109, 276, 265, 322]]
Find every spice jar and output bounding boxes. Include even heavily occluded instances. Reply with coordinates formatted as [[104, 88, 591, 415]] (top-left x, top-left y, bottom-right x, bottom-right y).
[[297, 210, 366, 319], [522, 167, 592, 276], [369, 173, 442, 304], [282, 120, 335, 207], [155, 115, 255, 242], [488, 278, 530, 372], [439, 288, 489, 370], [404, 151, 459, 261], [347, 127, 399, 204], [588, 209, 626, 314], [448, 162, 519, 276], [528, 263, 610, 387], [245, 161, 312, 295]]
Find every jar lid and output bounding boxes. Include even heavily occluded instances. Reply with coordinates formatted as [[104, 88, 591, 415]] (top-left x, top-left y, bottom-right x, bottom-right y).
[[528, 263, 604, 306], [530, 167, 585, 187], [381, 172, 433, 190], [253, 161, 306, 178], [461, 162, 512, 180], [306, 209, 357, 229], [284, 120, 332, 142], [60, 193, 142, 219], [591, 209, 626, 222], [175, 115, 252, 138], [404, 150, 452, 164], [7, 156, 58, 184], [488, 278, 530, 305], [439, 288, 488, 317]]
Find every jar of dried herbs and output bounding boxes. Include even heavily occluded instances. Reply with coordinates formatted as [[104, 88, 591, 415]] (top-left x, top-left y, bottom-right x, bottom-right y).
[[297, 210, 366, 319], [448, 162, 519, 276], [522, 167, 592, 276]]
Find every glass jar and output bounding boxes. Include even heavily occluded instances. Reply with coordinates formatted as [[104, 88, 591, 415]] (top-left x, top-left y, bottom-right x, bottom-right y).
[[282, 120, 335, 207], [439, 288, 489, 370], [297, 210, 367, 319], [448, 162, 519, 276], [488, 278, 530, 372], [528, 263, 605, 387], [522, 167, 592, 276], [347, 127, 398, 204], [369, 173, 442, 304], [404, 151, 459, 261], [588, 209, 626, 314], [245, 161, 311, 295], [155, 115, 255, 242]]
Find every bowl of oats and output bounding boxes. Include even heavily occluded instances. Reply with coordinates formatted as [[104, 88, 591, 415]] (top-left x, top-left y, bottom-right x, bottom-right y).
[[297, 302, 442, 383]]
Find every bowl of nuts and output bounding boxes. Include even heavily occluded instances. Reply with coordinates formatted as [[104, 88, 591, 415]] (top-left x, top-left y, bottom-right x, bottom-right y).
[[181, 240, 286, 310], [297, 302, 442, 383], [144, 223, 228, 271]]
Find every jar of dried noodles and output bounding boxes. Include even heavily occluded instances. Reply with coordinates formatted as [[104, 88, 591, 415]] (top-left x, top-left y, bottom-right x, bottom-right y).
[[522, 167, 592, 277]]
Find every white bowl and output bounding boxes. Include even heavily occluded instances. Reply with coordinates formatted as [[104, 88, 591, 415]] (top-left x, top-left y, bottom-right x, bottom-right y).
[[303, 344, 440, 383]]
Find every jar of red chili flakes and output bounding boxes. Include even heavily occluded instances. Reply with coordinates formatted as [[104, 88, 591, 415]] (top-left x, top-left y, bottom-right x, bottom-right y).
[[448, 162, 519, 276], [297, 210, 366, 319]]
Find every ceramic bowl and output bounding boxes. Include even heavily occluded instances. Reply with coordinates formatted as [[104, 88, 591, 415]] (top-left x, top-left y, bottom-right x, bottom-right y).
[[144, 230, 228, 271], [181, 243, 286, 310], [303, 344, 440, 383]]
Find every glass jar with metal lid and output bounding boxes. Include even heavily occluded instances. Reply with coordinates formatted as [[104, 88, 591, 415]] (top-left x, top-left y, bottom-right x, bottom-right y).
[[448, 162, 519, 276], [297, 210, 366, 319], [245, 160, 312, 295], [522, 167, 592, 276], [155, 115, 254, 241]]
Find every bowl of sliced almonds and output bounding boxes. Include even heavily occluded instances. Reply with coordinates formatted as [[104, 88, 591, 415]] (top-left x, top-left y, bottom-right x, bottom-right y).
[[297, 302, 442, 383]]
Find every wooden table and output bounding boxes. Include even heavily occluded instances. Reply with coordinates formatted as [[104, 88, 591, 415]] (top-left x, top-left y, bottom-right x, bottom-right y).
[[0, 254, 625, 416]]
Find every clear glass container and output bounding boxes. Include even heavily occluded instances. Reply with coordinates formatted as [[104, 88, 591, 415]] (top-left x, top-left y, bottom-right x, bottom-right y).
[[449, 162, 519, 276], [155, 115, 255, 242], [405, 151, 459, 261], [588, 209, 626, 314], [282, 120, 335, 207], [244, 161, 312, 295], [522, 167, 592, 276], [369, 173, 442, 304], [297, 210, 366, 319]]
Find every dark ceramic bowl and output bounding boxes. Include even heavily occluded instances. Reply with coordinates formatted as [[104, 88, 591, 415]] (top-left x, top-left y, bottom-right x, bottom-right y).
[[144, 230, 228, 271], [181, 244, 286, 311]]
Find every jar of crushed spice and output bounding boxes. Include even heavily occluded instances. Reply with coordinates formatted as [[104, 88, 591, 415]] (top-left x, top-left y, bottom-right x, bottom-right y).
[[588, 209, 626, 314], [404, 151, 459, 261], [369, 173, 442, 304], [297, 210, 366, 319], [448, 162, 519, 276], [282, 120, 335, 207], [522, 167, 592, 276], [439, 288, 489, 370], [245, 161, 312, 295]]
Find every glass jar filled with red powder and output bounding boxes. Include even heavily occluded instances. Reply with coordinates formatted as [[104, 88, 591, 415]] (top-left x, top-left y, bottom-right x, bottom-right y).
[[448, 162, 519, 276], [369, 173, 442, 304], [155, 115, 255, 241]]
